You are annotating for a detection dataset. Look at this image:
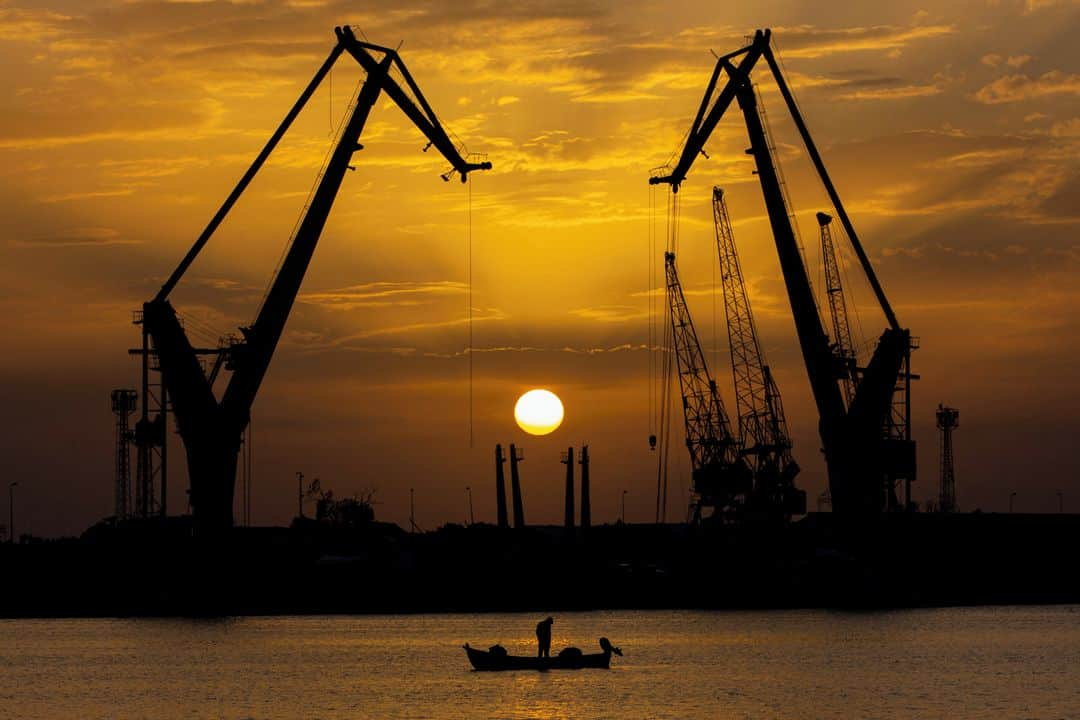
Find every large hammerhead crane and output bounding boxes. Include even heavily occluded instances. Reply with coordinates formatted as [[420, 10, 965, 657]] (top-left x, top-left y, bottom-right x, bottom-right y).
[[664, 251, 751, 520], [651, 29, 915, 516], [142, 26, 491, 531], [713, 188, 805, 517]]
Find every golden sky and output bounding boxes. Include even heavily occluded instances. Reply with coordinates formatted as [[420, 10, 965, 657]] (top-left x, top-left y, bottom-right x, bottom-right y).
[[1, 0, 1078, 536]]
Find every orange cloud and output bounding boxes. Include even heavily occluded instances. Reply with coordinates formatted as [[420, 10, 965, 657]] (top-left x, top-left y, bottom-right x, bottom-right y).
[[974, 70, 1080, 103]]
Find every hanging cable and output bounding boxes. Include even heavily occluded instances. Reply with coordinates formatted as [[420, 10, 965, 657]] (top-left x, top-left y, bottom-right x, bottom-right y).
[[658, 297, 674, 523], [712, 200, 718, 369], [837, 225, 868, 361], [655, 187, 682, 523], [648, 184, 656, 448], [467, 174, 474, 449], [245, 416, 250, 524]]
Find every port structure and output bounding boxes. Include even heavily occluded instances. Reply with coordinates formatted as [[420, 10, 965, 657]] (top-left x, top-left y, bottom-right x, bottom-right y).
[[579, 445, 591, 530], [936, 405, 959, 512], [509, 444, 525, 528], [714, 188, 805, 518], [561, 447, 575, 529], [664, 251, 750, 521], [494, 444, 508, 529], [650, 29, 917, 516], [111, 389, 138, 519], [138, 26, 492, 533]]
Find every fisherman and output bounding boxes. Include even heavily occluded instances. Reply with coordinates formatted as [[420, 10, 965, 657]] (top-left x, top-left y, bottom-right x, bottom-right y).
[[535, 616, 554, 658]]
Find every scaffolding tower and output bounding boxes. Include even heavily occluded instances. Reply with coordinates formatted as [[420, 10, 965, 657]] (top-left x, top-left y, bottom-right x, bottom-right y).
[[936, 404, 959, 512], [111, 389, 138, 518], [130, 314, 168, 519]]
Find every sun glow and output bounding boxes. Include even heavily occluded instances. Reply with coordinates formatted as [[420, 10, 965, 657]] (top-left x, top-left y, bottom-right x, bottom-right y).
[[514, 389, 564, 435]]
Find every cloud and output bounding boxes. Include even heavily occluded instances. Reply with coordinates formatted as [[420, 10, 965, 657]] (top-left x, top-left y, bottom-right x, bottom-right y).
[[768, 24, 956, 59], [0, 7, 71, 41], [39, 189, 136, 203], [12, 227, 136, 247], [298, 280, 468, 310], [1024, 0, 1080, 13], [569, 305, 649, 323], [835, 74, 952, 101], [422, 342, 648, 359], [320, 306, 507, 344], [973, 70, 1080, 103], [1049, 118, 1080, 137], [921, 148, 1027, 169]]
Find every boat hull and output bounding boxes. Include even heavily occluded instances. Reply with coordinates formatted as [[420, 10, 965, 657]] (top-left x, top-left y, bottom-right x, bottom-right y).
[[464, 644, 612, 671]]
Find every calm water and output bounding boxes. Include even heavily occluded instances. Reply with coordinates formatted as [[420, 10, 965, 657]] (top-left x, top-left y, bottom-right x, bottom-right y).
[[3, 607, 1079, 719]]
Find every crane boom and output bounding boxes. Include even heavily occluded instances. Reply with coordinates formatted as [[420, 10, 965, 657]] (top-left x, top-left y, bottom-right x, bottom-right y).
[[664, 251, 751, 517], [713, 188, 804, 516], [650, 34, 768, 191], [142, 26, 492, 531]]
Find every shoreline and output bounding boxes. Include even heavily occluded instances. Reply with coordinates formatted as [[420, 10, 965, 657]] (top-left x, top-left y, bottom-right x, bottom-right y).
[[3, 512, 1078, 618]]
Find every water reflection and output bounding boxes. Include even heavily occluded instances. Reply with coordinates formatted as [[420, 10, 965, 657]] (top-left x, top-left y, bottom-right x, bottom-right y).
[[3, 607, 1079, 719]]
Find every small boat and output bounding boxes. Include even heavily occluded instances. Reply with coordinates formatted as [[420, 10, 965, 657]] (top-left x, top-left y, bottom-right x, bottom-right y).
[[463, 637, 622, 671]]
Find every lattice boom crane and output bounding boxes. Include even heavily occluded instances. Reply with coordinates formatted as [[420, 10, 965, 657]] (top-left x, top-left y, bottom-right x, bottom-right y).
[[664, 251, 751, 519], [713, 188, 805, 517]]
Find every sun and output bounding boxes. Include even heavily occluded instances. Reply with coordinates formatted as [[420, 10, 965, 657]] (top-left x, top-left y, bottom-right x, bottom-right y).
[[514, 389, 565, 436]]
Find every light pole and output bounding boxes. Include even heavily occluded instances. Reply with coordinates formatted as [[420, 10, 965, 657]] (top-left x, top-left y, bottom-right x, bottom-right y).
[[466, 486, 474, 526], [1056, 490, 1063, 514], [1009, 491, 1017, 513], [8, 482, 17, 544], [621, 490, 628, 524], [297, 471, 304, 519], [409, 488, 416, 533]]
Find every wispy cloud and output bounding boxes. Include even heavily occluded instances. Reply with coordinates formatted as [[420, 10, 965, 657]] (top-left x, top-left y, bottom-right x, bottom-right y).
[[12, 226, 136, 247], [569, 305, 649, 323], [0, 7, 71, 42], [1024, 0, 1079, 14], [423, 343, 648, 359], [298, 281, 469, 310], [768, 23, 956, 59], [39, 189, 135, 203], [974, 70, 1080, 103]]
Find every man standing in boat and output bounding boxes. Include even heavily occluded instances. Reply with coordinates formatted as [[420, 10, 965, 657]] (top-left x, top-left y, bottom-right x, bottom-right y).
[[535, 616, 554, 658]]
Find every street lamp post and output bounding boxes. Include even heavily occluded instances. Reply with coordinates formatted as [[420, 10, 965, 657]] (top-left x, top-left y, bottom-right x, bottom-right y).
[[1056, 490, 1064, 514], [8, 482, 17, 544], [621, 490, 628, 524], [1009, 491, 1017, 513], [466, 486, 474, 526], [297, 471, 304, 519], [409, 488, 416, 533]]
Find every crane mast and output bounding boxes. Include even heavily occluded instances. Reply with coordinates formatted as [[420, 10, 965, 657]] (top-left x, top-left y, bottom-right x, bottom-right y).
[[664, 251, 751, 519], [651, 28, 916, 516], [713, 188, 805, 517], [817, 212, 859, 406], [142, 26, 491, 532]]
